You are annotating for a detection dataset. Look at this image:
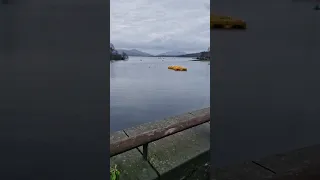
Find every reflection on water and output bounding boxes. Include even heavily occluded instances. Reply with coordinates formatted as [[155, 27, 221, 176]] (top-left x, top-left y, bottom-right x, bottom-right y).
[[110, 56, 210, 132]]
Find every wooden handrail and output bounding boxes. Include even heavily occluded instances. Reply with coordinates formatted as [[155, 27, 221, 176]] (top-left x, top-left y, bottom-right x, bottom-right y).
[[110, 112, 210, 159]]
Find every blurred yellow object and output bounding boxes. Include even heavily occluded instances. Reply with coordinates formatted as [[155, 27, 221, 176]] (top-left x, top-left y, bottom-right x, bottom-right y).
[[210, 14, 246, 29], [168, 65, 187, 71]]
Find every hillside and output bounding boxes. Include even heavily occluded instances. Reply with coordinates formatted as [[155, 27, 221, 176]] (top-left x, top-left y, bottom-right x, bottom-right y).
[[117, 49, 153, 57], [177, 52, 201, 57], [156, 51, 186, 57]]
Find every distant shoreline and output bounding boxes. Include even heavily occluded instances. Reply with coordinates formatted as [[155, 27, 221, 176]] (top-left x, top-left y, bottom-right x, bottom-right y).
[[190, 59, 210, 61], [127, 55, 198, 58]]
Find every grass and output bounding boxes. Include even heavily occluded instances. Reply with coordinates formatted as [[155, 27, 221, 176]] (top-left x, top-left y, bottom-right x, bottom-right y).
[[110, 164, 120, 180]]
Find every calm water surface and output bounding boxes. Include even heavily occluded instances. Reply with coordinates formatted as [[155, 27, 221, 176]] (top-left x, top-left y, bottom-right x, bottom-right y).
[[110, 56, 210, 132]]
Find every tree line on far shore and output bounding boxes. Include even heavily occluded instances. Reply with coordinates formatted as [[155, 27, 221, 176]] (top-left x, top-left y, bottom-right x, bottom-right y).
[[110, 43, 128, 60]]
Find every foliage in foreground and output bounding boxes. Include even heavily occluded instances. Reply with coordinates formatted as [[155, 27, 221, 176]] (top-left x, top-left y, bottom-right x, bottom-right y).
[[110, 164, 120, 180]]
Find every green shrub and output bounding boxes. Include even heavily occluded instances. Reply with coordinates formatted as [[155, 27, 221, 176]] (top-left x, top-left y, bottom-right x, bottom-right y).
[[110, 164, 120, 180]]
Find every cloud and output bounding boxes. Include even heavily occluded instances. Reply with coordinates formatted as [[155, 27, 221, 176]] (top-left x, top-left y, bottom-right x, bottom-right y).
[[111, 0, 210, 55]]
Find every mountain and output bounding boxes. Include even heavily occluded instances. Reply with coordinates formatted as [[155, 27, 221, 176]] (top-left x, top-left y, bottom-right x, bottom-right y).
[[117, 49, 153, 57], [156, 51, 186, 57]]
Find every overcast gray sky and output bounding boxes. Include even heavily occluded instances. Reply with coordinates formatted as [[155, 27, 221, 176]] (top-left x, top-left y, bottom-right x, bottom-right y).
[[111, 0, 210, 55]]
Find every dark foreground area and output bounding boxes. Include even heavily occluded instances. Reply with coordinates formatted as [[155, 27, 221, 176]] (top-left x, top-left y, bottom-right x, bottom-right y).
[[211, 0, 320, 168], [213, 144, 320, 180], [1, 1, 109, 179]]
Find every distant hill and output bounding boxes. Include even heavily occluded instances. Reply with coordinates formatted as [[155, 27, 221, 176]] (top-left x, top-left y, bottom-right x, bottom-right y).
[[156, 51, 186, 57], [117, 49, 153, 57], [113, 48, 206, 58]]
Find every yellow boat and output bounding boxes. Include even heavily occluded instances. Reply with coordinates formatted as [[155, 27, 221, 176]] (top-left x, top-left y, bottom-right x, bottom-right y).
[[168, 65, 179, 69], [168, 65, 187, 71], [210, 14, 246, 29]]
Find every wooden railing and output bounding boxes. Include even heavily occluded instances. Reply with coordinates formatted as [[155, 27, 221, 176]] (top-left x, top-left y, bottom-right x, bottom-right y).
[[110, 113, 210, 160]]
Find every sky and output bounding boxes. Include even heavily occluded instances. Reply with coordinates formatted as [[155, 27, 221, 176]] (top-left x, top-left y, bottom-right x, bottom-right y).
[[111, 0, 210, 55]]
